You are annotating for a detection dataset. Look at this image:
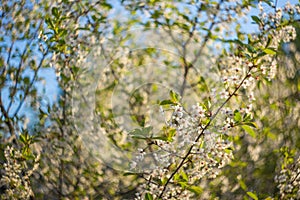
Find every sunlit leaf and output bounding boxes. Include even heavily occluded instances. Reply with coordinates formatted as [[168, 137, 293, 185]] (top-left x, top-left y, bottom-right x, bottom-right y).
[[242, 125, 256, 138], [247, 191, 258, 200], [145, 193, 153, 200], [263, 48, 277, 55]]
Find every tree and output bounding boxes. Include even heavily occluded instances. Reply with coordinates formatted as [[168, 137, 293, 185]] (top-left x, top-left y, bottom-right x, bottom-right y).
[[0, 0, 299, 199]]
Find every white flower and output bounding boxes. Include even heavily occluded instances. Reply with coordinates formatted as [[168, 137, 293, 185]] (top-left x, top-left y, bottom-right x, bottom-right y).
[[191, 103, 206, 119], [220, 89, 229, 99]]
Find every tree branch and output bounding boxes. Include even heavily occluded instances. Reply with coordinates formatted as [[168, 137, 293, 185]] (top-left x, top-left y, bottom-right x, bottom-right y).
[[158, 65, 254, 198], [180, 0, 224, 97]]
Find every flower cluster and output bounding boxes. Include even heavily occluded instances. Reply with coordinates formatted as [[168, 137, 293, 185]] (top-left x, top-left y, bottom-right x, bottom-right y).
[[275, 156, 300, 199], [215, 2, 297, 129], [135, 177, 194, 200], [220, 55, 255, 89], [255, 1, 298, 50], [133, 104, 233, 199], [131, 8, 298, 195], [0, 146, 40, 200]]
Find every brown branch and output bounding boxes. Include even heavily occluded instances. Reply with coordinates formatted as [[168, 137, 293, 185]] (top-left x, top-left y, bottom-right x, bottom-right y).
[[180, 0, 224, 97], [0, 92, 15, 138], [158, 66, 254, 198], [12, 49, 48, 118], [7, 20, 43, 114], [7, 45, 28, 113], [1, 41, 14, 77]]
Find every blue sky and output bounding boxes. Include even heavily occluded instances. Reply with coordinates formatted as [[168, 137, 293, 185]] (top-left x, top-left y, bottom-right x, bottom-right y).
[[40, 0, 300, 105], [1, 0, 298, 132]]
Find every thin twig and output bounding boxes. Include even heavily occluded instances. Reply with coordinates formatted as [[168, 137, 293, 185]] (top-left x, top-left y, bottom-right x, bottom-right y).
[[12, 49, 48, 118], [158, 65, 254, 198], [0, 92, 15, 138], [180, 0, 224, 97], [7, 20, 43, 114]]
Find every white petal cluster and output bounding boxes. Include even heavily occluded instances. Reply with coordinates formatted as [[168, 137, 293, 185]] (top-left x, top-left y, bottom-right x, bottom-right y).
[[275, 156, 300, 199], [133, 104, 233, 199], [0, 146, 40, 200]]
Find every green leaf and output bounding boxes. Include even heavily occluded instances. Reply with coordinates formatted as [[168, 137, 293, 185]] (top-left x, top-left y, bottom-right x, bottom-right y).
[[265, 197, 273, 200], [180, 171, 188, 182], [234, 110, 242, 122], [243, 113, 252, 122], [238, 178, 248, 191], [221, 39, 256, 53], [145, 192, 153, 200], [263, 48, 277, 55], [19, 134, 27, 144], [188, 185, 203, 195], [45, 17, 55, 30], [262, 0, 274, 6], [178, 181, 188, 188], [246, 192, 258, 200], [209, 33, 219, 40], [200, 4, 207, 11], [151, 10, 161, 19], [251, 16, 261, 24], [23, 77, 30, 85], [102, 2, 112, 9], [159, 100, 175, 105], [266, 36, 272, 47], [166, 128, 176, 142], [129, 127, 153, 139], [245, 43, 256, 53], [243, 122, 258, 128], [174, 173, 180, 181], [58, 29, 67, 38], [143, 126, 153, 134], [51, 7, 59, 18], [242, 125, 256, 138], [170, 90, 180, 103], [161, 177, 168, 185], [197, 76, 209, 93]]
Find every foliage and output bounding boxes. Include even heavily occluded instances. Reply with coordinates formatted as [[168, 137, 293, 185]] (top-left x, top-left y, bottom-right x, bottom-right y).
[[0, 0, 299, 199]]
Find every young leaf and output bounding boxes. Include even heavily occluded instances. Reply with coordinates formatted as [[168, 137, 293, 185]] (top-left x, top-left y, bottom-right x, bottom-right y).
[[247, 191, 258, 200], [242, 125, 256, 138], [159, 100, 175, 105], [234, 110, 242, 122], [266, 36, 273, 47], [19, 134, 27, 144], [188, 185, 203, 195], [129, 127, 153, 139], [243, 113, 252, 122], [251, 16, 261, 24], [51, 7, 59, 18], [170, 90, 180, 103], [238, 178, 248, 191], [166, 128, 176, 142], [263, 48, 277, 55], [178, 181, 188, 188], [145, 193, 153, 200], [181, 171, 188, 182], [243, 122, 258, 128]]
